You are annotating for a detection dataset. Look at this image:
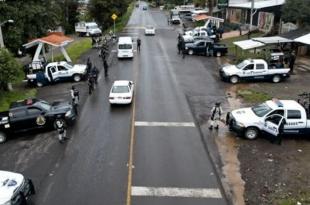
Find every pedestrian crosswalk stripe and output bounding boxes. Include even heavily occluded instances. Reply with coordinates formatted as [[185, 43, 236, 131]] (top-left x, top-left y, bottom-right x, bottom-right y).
[[131, 186, 222, 198], [135, 121, 195, 127]]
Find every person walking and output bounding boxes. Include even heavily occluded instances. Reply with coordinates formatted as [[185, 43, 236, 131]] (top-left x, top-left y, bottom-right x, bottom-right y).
[[55, 119, 67, 143], [86, 57, 92, 76], [103, 59, 109, 77], [209, 102, 223, 130], [137, 38, 141, 52], [91, 66, 99, 84], [177, 40, 182, 54], [70, 86, 79, 115], [181, 40, 186, 59], [289, 50, 296, 74], [88, 75, 95, 95]]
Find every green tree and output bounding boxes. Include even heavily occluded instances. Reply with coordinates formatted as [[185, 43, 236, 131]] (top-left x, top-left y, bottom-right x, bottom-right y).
[[88, 0, 131, 30], [0, 48, 23, 90], [282, 0, 310, 27]]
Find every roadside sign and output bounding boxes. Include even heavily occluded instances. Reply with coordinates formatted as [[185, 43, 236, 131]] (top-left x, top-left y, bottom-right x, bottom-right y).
[[111, 14, 118, 20], [218, 0, 228, 8]]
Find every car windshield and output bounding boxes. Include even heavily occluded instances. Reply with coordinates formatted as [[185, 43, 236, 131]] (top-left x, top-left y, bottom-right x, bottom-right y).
[[251, 103, 272, 117], [236, 61, 248, 69], [119, 44, 132, 49], [39, 101, 51, 111], [63, 63, 73, 69], [146, 26, 154, 29], [112, 85, 129, 93]]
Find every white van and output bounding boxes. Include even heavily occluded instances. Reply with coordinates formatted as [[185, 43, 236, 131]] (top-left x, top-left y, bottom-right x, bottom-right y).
[[117, 37, 134, 59], [75, 22, 102, 37]]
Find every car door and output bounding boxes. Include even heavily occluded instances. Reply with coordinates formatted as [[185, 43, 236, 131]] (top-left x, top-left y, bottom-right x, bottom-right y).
[[195, 41, 205, 54], [252, 63, 267, 80], [9, 108, 28, 131], [262, 114, 284, 137], [284, 109, 307, 134], [48, 66, 60, 82], [57, 65, 70, 80], [241, 64, 255, 80], [27, 107, 47, 129]]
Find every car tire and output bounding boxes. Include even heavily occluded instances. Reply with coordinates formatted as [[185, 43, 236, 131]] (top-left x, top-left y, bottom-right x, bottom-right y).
[[230, 75, 239, 84], [188, 49, 194, 55], [216, 51, 222, 57], [272, 75, 281, 83], [0, 132, 7, 144], [73, 74, 82, 82], [36, 81, 44, 87], [244, 127, 259, 140]]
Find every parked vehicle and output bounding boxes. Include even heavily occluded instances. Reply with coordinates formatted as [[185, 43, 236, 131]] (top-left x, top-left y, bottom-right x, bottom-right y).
[[75, 22, 102, 37], [185, 40, 228, 57], [109, 81, 134, 105], [227, 99, 310, 140], [219, 59, 290, 84], [26, 61, 87, 87], [0, 170, 35, 205], [117, 37, 134, 59], [183, 28, 218, 42], [0, 98, 76, 143]]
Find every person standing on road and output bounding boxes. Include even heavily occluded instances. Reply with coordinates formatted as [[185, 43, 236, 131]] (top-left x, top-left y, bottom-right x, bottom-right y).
[[55, 119, 67, 143], [91, 66, 99, 84], [209, 102, 223, 130], [137, 38, 141, 52], [181, 40, 186, 59], [70, 86, 79, 115], [88, 76, 95, 95], [289, 50, 296, 74], [177, 40, 182, 54], [86, 57, 92, 76], [103, 59, 109, 77]]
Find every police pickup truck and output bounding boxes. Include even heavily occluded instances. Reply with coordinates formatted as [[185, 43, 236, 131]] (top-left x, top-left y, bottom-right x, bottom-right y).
[[219, 59, 290, 84], [0, 170, 35, 205], [227, 99, 310, 140], [0, 98, 76, 143], [185, 39, 228, 57], [26, 61, 87, 87]]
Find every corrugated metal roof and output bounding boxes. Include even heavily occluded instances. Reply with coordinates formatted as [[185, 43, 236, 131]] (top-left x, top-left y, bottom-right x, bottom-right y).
[[229, 0, 285, 9]]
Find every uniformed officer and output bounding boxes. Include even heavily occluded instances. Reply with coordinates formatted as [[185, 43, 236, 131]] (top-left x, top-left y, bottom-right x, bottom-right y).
[[70, 86, 79, 115], [209, 102, 223, 130], [137, 38, 141, 52]]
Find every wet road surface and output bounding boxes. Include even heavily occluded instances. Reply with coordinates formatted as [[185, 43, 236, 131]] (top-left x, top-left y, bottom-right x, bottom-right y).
[[0, 2, 231, 205]]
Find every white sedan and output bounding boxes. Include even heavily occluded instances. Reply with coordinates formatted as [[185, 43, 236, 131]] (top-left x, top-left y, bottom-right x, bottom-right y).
[[144, 25, 155, 35], [109, 81, 134, 104]]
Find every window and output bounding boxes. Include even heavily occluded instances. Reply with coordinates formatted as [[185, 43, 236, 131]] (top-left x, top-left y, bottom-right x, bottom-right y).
[[50, 66, 56, 73], [266, 115, 282, 125], [287, 110, 301, 119], [197, 42, 205, 46], [11, 109, 26, 118], [58, 66, 67, 71], [256, 64, 265, 70], [244, 64, 254, 70], [119, 44, 132, 49], [267, 109, 284, 117], [252, 103, 272, 117], [27, 107, 42, 115], [112, 86, 129, 93]]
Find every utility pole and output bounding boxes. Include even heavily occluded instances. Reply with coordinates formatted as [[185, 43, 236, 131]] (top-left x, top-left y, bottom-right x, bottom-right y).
[[249, 0, 254, 32]]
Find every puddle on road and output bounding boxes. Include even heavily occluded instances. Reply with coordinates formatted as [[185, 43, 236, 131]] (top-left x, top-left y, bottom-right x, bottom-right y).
[[215, 85, 246, 205]]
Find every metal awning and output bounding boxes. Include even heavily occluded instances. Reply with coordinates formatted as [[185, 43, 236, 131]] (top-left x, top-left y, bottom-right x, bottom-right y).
[[229, 0, 285, 9], [295, 33, 310, 45], [23, 32, 73, 48], [252, 36, 293, 44], [233, 39, 265, 50]]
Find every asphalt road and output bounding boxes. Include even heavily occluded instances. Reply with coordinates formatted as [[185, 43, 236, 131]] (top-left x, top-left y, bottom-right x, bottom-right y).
[[0, 2, 229, 205]]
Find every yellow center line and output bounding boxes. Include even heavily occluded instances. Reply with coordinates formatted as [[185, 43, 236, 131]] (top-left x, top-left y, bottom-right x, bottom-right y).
[[126, 41, 139, 205]]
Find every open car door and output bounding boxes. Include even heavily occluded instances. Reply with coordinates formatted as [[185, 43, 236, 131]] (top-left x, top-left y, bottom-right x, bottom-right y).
[[262, 114, 285, 137]]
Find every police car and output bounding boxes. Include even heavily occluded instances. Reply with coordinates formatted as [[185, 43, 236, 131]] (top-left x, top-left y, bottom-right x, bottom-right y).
[[0, 98, 76, 143], [227, 99, 310, 139], [0, 171, 35, 205]]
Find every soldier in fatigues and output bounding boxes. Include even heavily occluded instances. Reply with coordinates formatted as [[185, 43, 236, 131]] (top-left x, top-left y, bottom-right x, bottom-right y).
[[209, 102, 223, 130]]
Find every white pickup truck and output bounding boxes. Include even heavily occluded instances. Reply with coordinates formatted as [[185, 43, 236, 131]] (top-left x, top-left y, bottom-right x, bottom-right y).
[[183, 28, 217, 43], [227, 99, 310, 139], [27, 61, 87, 87], [75, 22, 102, 37], [219, 59, 290, 84]]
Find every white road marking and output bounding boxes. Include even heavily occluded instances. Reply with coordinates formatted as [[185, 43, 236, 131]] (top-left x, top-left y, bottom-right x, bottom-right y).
[[131, 186, 222, 198], [135, 121, 195, 127]]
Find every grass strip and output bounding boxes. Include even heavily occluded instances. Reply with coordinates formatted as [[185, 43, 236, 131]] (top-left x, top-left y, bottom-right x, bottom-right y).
[[237, 88, 271, 103]]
